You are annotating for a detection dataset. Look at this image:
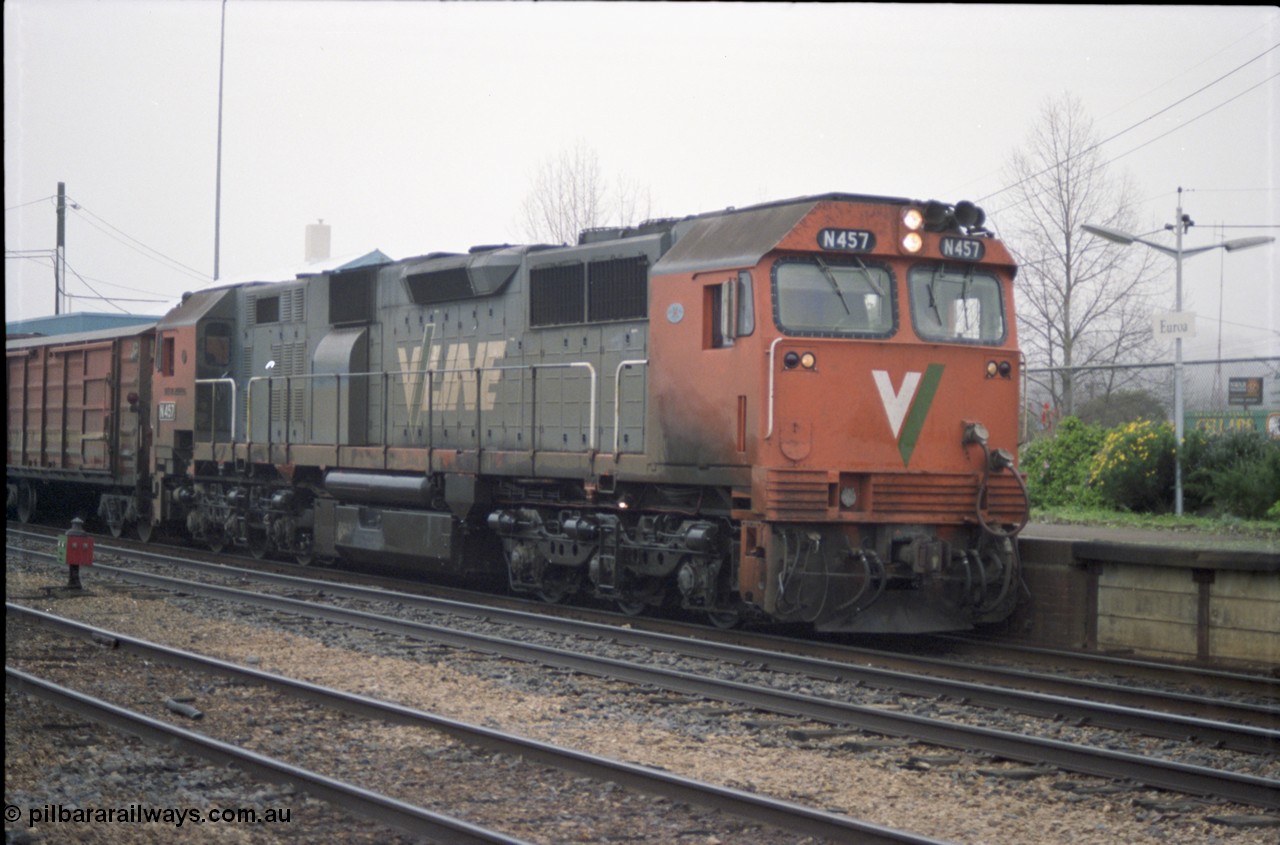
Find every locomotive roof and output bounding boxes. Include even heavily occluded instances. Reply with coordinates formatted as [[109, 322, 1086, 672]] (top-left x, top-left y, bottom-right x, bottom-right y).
[[156, 287, 236, 330], [652, 192, 915, 276]]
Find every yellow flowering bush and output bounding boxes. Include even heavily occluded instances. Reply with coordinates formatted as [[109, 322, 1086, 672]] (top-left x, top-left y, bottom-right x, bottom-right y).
[[1088, 420, 1176, 512]]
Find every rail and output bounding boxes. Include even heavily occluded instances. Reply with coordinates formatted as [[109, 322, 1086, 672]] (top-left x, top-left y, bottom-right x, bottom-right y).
[[10, 604, 940, 845], [6, 666, 531, 845], [25, 563, 1280, 810]]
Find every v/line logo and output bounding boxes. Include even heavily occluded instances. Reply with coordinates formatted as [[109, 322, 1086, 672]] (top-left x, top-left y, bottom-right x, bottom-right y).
[[872, 364, 945, 466]]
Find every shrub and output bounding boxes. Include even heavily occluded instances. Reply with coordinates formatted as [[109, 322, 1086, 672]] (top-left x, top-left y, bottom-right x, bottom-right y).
[[1185, 429, 1280, 520], [1020, 417, 1106, 508], [1088, 420, 1176, 512], [1075, 389, 1166, 429]]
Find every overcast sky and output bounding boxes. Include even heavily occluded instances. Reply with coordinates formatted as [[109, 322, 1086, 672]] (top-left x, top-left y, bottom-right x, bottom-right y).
[[5, 2, 1278, 360]]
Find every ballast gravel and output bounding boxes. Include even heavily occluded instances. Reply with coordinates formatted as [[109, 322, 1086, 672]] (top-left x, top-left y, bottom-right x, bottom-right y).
[[6, 556, 1277, 845]]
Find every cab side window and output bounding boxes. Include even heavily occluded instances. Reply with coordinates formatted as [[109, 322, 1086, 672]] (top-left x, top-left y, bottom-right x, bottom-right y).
[[706, 271, 754, 349]]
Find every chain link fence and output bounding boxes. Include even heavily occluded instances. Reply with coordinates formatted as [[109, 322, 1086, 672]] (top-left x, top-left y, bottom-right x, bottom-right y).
[[1022, 356, 1280, 444]]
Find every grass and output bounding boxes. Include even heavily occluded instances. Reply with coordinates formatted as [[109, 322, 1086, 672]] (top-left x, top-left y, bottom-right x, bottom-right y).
[[1031, 505, 1280, 542]]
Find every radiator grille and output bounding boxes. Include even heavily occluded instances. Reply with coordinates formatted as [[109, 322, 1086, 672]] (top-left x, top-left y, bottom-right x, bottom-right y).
[[761, 469, 1026, 523], [763, 469, 830, 520], [872, 472, 1025, 520]]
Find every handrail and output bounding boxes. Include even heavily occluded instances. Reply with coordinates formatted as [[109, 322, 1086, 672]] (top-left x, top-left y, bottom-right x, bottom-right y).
[[194, 378, 238, 447], [246, 361, 601, 451], [613, 359, 647, 454], [765, 337, 783, 440]]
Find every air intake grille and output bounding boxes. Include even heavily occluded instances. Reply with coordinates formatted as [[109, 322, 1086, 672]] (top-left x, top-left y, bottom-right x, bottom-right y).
[[763, 469, 830, 520], [872, 473, 1025, 520]]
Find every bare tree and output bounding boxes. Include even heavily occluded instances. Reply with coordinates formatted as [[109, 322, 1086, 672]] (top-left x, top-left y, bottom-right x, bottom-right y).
[[520, 142, 651, 245], [1000, 93, 1162, 416]]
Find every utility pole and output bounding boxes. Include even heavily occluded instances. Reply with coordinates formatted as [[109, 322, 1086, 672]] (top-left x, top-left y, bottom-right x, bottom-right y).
[[55, 181, 66, 315], [214, 0, 226, 280]]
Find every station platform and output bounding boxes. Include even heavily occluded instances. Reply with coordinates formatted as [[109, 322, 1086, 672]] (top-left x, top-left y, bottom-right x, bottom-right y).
[[1021, 522, 1278, 558], [1009, 523, 1278, 670]]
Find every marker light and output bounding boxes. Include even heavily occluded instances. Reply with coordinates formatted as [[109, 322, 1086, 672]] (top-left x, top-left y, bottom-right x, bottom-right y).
[[902, 232, 923, 253], [800, 352, 817, 369], [902, 208, 924, 231], [784, 351, 800, 369], [986, 361, 999, 378]]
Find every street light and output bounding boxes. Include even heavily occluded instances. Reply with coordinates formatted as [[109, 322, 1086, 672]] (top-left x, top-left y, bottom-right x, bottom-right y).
[[1082, 187, 1275, 515]]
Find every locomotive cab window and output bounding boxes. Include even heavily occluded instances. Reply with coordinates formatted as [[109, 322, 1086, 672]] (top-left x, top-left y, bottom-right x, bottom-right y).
[[908, 265, 1005, 344], [158, 334, 176, 376], [202, 322, 232, 368], [772, 257, 893, 337], [705, 271, 755, 348]]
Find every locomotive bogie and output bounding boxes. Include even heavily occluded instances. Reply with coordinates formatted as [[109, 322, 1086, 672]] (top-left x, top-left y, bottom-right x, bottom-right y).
[[9, 193, 1029, 633]]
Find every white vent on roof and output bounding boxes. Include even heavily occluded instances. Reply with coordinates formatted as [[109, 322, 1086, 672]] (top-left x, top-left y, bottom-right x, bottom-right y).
[[305, 220, 331, 263]]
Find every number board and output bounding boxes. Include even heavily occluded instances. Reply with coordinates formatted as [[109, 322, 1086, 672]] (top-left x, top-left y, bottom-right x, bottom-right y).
[[158, 402, 176, 421], [817, 229, 876, 252], [939, 237, 985, 261]]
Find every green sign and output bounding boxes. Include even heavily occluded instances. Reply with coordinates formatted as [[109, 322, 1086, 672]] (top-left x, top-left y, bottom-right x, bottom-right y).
[[1186, 409, 1280, 440]]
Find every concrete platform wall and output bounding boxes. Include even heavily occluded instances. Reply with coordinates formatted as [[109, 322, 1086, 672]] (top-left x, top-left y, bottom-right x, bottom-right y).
[[1009, 537, 1279, 671]]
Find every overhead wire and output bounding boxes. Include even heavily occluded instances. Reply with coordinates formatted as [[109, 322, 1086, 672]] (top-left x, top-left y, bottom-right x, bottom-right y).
[[67, 198, 213, 283], [978, 42, 1280, 216], [62, 260, 131, 314]]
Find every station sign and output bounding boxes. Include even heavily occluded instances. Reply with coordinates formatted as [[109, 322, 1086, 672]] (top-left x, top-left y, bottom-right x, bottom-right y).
[[1152, 310, 1195, 341]]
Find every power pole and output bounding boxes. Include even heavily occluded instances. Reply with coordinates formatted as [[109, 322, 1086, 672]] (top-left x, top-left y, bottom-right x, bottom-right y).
[[55, 181, 66, 315], [214, 0, 226, 280]]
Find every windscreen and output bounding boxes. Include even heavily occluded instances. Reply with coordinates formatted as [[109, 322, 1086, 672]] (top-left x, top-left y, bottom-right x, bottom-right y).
[[908, 265, 1005, 344], [773, 257, 894, 337]]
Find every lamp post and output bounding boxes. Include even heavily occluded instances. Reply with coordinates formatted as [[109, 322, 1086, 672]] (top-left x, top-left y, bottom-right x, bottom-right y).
[[1083, 187, 1274, 515]]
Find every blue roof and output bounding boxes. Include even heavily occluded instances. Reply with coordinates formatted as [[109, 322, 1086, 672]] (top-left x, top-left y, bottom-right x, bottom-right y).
[[5, 312, 159, 338]]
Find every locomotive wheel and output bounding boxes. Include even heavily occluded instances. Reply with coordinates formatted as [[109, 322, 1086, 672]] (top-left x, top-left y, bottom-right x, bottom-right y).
[[294, 531, 314, 565], [132, 499, 155, 543], [136, 520, 155, 544], [16, 484, 37, 524], [535, 571, 576, 604], [248, 530, 270, 560], [109, 520, 126, 539], [706, 609, 741, 630], [536, 584, 571, 604], [615, 599, 647, 617]]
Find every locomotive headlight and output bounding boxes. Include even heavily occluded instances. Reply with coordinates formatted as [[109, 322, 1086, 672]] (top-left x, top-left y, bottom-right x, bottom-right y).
[[986, 360, 999, 378], [839, 486, 858, 508], [800, 352, 817, 369], [902, 208, 924, 231], [902, 232, 923, 253]]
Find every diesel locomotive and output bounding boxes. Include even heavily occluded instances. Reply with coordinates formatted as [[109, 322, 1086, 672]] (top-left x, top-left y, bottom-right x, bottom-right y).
[[7, 193, 1029, 632]]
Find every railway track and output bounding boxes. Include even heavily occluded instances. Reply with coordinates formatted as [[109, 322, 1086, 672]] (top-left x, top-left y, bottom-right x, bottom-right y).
[[12, 524, 1278, 717], [7, 667, 533, 845], [9, 536, 1278, 812], [9, 605, 935, 845]]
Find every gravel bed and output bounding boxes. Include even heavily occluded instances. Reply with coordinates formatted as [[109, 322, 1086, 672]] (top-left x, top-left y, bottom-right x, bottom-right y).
[[7, 555, 1279, 844], [69, 550, 1276, 779]]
